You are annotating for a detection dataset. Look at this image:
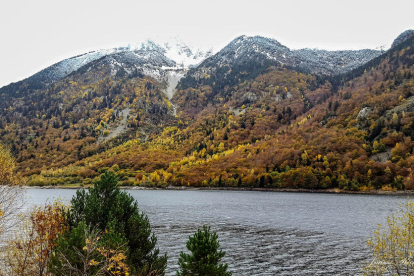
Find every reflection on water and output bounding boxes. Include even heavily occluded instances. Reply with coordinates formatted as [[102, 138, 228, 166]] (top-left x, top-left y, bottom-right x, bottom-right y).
[[25, 189, 410, 275]]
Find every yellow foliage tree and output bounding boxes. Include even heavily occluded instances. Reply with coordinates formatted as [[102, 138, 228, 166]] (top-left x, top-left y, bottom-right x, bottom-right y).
[[0, 143, 24, 240], [364, 202, 414, 275], [0, 143, 20, 185], [218, 142, 225, 152]]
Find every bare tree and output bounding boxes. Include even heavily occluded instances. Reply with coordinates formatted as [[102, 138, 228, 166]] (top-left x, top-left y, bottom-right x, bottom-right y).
[[0, 185, 25, 238]]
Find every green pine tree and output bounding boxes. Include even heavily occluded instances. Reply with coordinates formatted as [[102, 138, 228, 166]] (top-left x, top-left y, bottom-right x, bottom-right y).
[[65, 171, 167, 274], [177, 225, 231, 276]]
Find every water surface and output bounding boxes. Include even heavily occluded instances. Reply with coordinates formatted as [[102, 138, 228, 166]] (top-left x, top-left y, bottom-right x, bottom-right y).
[[25, 189, 410, 275]]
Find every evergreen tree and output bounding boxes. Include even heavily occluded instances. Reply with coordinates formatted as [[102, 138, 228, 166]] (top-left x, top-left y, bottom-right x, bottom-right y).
[[177, 226, 231, 276], [66, 171, 167, 274], [259, 175, 265, 188]]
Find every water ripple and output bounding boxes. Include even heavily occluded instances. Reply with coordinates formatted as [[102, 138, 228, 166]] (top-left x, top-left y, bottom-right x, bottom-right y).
[[24, 189, 411, 275]]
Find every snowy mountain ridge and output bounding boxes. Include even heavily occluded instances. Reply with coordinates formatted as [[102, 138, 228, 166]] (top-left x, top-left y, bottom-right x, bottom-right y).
[[2, 30, 414, 96], [194, 35, 385, 77], [3, 38, 213, 90]]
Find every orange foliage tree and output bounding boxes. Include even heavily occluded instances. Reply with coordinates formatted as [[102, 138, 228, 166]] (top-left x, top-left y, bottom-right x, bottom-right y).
[[3, 199, 68, 275]]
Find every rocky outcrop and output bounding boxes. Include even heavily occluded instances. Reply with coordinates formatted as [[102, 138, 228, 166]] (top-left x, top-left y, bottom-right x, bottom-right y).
[[357, 107, 373, 119], [370, 148, 392, 163], [241, 92, 259, 102], [384, 96, 414, 118]]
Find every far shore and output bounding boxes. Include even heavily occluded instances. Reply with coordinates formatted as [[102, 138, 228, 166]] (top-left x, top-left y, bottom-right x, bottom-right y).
[[22, 185, 414, 196]]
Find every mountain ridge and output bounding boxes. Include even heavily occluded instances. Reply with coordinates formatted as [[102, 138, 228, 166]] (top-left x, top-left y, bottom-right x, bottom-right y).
[[190, 35, 384, 78], [0, 38, 213, 97], [4, 30, 413, 95]]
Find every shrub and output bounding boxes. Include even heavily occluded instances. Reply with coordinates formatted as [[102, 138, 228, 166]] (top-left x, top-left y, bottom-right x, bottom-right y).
[[364, 202, 414, 275], [122, 179, 134, 186], [103, 130, 110, 136]]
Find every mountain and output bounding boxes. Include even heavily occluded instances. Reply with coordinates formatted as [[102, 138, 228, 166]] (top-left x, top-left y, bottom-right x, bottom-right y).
[[177, 35, 384, 99], [3, 30, 414, 192], [0, 33, 389, 98], [0, 38, 213, 97], [181, 35, 383, 90], [197, 36, 295, 68], [0, 33, 394, 100], [391, 29, 414, 48]]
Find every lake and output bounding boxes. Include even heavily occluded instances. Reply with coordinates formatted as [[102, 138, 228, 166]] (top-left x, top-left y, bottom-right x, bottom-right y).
[[24, 189, 411, 275]]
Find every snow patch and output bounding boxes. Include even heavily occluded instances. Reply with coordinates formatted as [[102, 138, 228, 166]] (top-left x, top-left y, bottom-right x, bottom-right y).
[[163, 70, 186, 99]]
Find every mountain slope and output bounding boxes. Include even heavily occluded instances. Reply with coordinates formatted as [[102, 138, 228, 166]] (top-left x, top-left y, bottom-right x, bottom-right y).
[[124, 35, 414, 190], [58, 32, 414, 190]]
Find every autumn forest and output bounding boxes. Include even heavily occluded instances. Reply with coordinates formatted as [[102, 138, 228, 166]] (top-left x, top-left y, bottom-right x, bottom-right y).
[[1, 35, 414, 193]]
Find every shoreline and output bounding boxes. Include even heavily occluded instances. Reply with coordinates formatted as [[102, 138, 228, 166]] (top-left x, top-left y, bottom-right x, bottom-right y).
[[22, 185, 414, 196]]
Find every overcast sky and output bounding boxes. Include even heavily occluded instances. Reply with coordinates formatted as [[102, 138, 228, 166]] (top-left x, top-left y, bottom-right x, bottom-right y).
[[1, 0, 413, 88]]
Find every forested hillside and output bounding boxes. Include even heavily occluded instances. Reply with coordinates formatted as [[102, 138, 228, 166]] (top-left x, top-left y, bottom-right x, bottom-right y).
[[0, 64, 175, 177], [2, 33, 414, 191]]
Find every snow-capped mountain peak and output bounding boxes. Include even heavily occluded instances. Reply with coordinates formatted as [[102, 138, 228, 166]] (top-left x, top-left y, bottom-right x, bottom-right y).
[[116, 37, 214, 69]]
